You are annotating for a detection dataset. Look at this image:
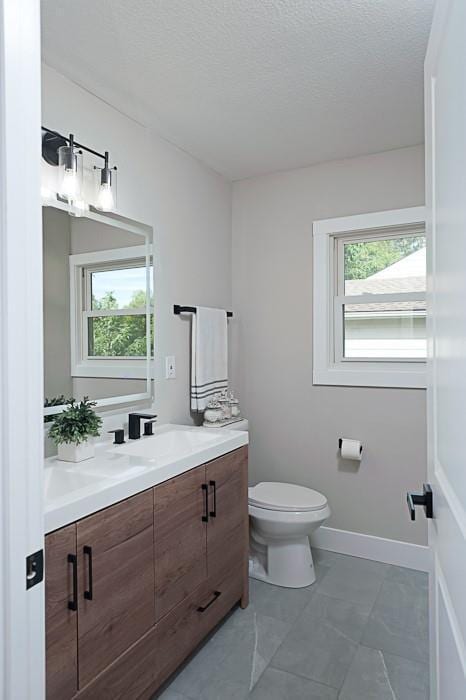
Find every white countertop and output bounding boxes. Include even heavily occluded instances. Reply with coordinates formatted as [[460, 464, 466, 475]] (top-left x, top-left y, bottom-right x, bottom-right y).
[[44, 423, 248, 534]]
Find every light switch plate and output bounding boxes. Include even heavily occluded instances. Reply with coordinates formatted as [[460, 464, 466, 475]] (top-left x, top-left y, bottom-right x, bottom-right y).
[[165, 355, 176, 379]]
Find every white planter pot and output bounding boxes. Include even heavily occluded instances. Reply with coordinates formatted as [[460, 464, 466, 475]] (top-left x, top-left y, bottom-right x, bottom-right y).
[[57, 440, 94, 463]]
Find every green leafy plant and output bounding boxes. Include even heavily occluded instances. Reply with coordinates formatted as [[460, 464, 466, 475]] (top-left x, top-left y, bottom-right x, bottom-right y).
[[48, 397, 102, 446], [44, 395, 73, 423]]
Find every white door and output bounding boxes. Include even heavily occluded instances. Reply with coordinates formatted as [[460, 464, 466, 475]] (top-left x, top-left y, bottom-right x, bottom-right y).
[[425, 0, 466, 696], [0, 0, 45, 698]]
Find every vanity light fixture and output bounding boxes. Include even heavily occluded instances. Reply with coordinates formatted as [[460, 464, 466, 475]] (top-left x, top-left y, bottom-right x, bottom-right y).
[[94, 151, 117, 212], [41, 127, 118, 212], [57, 133, 83, 202]]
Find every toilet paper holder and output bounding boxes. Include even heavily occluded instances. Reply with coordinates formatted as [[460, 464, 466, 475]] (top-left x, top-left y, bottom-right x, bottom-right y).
[[338, 438, 363, 455]]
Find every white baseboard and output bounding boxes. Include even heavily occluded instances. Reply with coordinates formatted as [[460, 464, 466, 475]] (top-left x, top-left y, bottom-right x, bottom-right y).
[[310, 526, 431, 573]]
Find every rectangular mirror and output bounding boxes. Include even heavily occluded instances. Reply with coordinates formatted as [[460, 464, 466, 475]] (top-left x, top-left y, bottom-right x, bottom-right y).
[[43, 202, 154, 417]]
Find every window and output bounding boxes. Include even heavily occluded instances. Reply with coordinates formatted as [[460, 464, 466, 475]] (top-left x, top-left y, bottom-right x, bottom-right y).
[[313, 207, 426, 388], [70, 246, 154, 379]]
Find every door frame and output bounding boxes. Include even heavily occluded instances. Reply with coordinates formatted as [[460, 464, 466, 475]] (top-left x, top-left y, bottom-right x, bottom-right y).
[[0, 0, 45, 697]]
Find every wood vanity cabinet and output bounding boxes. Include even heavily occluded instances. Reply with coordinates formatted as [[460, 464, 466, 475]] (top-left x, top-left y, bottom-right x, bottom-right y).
[[154, 463, 207, 621], [45, 446, 248, 700], [45, 523, 78, 700], [76, 490, 155, 687]]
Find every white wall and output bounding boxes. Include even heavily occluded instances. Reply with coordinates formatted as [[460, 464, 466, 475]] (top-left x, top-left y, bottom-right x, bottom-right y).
[[41, 64, 232, 425], [231, 145, 427, 545]]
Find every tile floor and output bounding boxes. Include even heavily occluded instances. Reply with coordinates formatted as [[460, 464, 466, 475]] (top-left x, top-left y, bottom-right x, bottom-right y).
[[154, 549, 429, 700]]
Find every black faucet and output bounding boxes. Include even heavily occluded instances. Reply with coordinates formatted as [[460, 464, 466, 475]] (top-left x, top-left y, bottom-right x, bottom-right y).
[[128, 413, 157, 440], [108, 428, 125, 445]]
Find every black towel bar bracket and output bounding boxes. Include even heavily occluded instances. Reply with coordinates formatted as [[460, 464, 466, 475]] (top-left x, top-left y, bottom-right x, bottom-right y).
[[174, 304, 233, 318]]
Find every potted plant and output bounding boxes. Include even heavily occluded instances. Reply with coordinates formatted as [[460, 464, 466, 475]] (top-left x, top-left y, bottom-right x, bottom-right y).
[[49, 397, 102, 463]]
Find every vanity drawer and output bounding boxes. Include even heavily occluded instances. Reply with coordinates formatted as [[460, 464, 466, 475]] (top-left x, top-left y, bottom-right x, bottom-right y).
[[152, 568, 243, 695], [75, 568, 243, 700]]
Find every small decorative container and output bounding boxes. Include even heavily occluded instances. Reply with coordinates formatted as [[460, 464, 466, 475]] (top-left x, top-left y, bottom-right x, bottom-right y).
[[57, 439, 95, 463], [219, 394, 232, 420], [231, 399, 241, 418], [203, 395, 224, 426]]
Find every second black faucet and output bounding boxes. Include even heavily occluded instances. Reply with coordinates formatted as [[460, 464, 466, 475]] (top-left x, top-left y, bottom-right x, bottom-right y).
[[128, 413, 157, 440]]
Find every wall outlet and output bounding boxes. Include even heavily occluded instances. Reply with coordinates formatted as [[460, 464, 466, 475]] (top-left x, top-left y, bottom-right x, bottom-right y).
[[165, 356, 176, 379]]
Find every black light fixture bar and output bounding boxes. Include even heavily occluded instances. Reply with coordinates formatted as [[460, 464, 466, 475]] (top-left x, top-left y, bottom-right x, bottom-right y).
[[174, 305, 233, 318], [42, 125, 107, 161]]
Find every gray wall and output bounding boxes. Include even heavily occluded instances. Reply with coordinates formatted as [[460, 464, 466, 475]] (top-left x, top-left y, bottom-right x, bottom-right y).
[[43, 207, 72, 400], [231, 145, 427, 545]]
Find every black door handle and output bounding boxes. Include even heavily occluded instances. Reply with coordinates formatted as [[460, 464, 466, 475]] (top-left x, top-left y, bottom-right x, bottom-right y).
[[83, 545, 93, 600], [407, 484, 433, 521], [67, 553, 78, 611], [209, 480, 217, 517], [197, 590, 221, 612], [201, 483, 209, 522]]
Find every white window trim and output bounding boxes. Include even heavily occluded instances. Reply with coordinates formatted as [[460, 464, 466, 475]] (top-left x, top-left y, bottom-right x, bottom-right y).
[[313, 206, 427, 389], [70, 245, 154, 380]]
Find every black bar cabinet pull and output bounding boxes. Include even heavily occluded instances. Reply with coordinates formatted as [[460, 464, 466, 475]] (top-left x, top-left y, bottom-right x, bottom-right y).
[[67, 554, 78, 611], [174, 304, 233, 318], [83, 546, 93, 600], [201, 484, 209, 523], [197, 591, 221, 613], [407, 483, 433, 521], [209, 480, 217, 517]]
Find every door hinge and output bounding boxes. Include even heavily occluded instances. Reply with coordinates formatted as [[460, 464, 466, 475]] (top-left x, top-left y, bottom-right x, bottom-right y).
[[26, 549, 44, 590]]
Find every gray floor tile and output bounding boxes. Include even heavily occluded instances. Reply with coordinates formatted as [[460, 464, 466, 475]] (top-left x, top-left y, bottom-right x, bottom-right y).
[[249, 577, 316, 624], [339, 645, 400, 700], [312, 548, 354, 569], [171, 604, 290, 698], [271, 592, 369, 689], [386, 565, 429, 593], [316, 555, 389, 613], [250, 667, 338, 699], [339, 645, 429, 700], [167, 628, 227, 698], [195, 678, 250, 700], [155, 690, 192, 700], [383, 650, 430, 700], [361, 578, 429, 663]]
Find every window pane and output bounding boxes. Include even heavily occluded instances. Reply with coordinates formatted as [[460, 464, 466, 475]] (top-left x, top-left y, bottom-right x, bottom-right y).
[[91, 265, 153, 310], [343, 301, 426, 359], [88, 315, 154, 357], [344, 235, 426, 296]]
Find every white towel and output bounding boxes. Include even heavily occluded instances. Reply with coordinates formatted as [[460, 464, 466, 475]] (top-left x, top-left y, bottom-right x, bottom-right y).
[[191, 306, 228, 412]]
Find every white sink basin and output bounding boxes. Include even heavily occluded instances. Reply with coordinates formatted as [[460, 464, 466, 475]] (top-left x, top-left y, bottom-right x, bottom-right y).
[[44, 467, 105, 502], [112, 428, 221, 460], [44, 424, 248, 533]]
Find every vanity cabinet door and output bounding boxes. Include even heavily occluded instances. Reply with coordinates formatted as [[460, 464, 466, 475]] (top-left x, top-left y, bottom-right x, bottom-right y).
[[206, 447, 248, 585], [154, 464, 207, 621], [76, 490, 155, 689], [45, 523, 78, 700]]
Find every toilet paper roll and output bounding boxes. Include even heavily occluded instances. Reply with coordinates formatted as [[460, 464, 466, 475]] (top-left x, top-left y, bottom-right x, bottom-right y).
[[339, 438, 362, 461]]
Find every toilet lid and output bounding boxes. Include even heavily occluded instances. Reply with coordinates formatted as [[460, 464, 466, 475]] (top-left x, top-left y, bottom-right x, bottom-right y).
[[248, 482, 327, 512]]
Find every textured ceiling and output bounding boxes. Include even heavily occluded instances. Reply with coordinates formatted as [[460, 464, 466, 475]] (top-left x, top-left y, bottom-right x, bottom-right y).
[[41, 0, 433, 180]]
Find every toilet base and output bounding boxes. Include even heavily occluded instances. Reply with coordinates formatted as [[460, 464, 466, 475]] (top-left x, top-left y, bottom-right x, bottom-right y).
[[249, 535, 316, 588]]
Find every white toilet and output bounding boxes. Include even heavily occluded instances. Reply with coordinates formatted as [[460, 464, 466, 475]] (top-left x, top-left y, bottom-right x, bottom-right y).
[[248, 482, 330, 588]]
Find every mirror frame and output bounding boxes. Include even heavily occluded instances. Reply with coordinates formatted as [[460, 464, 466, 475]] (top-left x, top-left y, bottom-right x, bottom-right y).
[[42, 197, 154, 417]]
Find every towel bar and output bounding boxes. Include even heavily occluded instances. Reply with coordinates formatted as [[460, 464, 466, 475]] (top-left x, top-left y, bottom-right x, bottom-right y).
[[174, 305, 233, 318]]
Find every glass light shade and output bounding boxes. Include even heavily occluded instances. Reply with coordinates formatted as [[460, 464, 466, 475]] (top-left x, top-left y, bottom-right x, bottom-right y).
[[57, 145, 83, 202], [95, 167, 117, 212]]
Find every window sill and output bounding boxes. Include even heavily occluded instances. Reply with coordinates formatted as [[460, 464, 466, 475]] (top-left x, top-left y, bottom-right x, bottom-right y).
[[313, 364, 426, 389], [72, 361, 154, 381]]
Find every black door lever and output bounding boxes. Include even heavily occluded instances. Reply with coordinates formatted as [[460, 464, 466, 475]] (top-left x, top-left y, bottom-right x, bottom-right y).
[[407, 483, 433, 521]]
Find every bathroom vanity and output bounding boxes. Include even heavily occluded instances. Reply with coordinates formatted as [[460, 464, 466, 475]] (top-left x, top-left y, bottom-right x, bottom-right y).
[[44, 426, 248, 700]]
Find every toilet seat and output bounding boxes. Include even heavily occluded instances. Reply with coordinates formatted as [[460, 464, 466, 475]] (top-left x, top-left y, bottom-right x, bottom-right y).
[[248, 481, 327, 512]]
